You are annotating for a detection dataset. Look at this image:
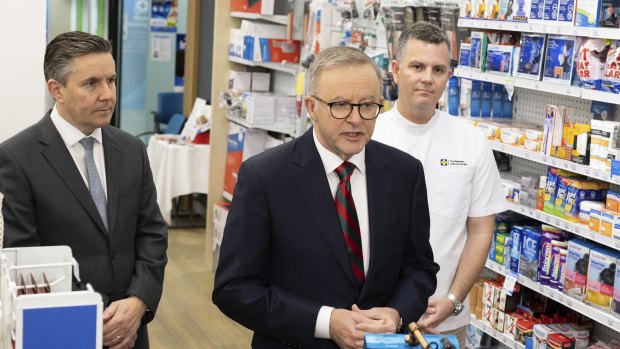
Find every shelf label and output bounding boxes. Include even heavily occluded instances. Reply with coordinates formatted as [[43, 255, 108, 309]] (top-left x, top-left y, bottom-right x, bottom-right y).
[[608, 318, 617, 328], [592, 29, 599, 37], [584, 168, 592, 176], [503, 272, 518, 296], [614, 241, 620, 250], [538, 284, 545, 294], [589, 231, 597, 240], [566, 298, 573, 307], [544, 216, 551, 224], [553, 218, 561, 226]]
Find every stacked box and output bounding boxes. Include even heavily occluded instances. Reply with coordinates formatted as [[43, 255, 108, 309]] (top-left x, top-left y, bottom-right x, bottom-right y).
[[586, 247, 620, 311], [521, 227, 543, 281], [564, 239, 597, 301]]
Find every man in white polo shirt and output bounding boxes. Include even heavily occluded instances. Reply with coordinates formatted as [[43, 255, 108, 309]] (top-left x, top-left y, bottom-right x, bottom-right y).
[[373, 22, 506, 348]]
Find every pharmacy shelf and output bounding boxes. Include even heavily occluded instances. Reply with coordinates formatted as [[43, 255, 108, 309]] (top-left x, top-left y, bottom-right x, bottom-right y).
[[485, 259, 620, 331], [458, 18, 620, 40], [229, 56, 298, 75], [453, 67, 620, 104], [489, 140, 620, 185], [227, 115, 296, 136], [469, 316, 525, 349], [230, 11, 289, 25], [505, 202, 620, 251]]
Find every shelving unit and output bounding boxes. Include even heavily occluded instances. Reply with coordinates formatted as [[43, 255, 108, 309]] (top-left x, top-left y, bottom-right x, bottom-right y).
[[230, 11, 289, 25], [488, 140, 620, 185], [485, 259, 620, 331], [458, 18, 620, 40], [456, 16, 620, 343], [469, 316, 525, 349], [505, 201, 619, 250], [228, 56, 298, 75], [226, 115, 296, 135], [454, 67, 620, 104]]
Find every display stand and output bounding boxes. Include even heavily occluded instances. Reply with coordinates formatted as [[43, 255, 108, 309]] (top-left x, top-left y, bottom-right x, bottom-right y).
[[0, 246, 102, 349]]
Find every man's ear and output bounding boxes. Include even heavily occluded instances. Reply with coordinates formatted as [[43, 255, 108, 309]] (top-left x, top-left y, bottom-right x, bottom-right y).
[[391, 60, 400, 85], [47, 80, 63, 102], [304, 95, 317, 122]]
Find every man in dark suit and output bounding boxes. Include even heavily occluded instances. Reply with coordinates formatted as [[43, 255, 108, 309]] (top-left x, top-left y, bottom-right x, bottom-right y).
[[0, 31, 167, 349], [213, 46, 439, 349]]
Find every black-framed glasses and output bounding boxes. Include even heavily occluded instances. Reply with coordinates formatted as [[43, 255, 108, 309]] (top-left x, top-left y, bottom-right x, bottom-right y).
[[311, 95, 383, 120]]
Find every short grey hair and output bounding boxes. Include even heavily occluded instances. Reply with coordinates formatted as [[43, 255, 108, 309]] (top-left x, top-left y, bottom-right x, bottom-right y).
[[306, 46, 382, 95], [395, 21, 450, 63], [44, 31, 113, 85]]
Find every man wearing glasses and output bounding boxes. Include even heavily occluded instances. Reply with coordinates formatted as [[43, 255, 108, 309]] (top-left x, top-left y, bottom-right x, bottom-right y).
[[213, 46, 439, 349], [373, 22, 506, 348]]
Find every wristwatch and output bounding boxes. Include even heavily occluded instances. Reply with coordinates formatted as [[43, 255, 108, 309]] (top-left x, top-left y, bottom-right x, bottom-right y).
[[445, 293, 464, 316]]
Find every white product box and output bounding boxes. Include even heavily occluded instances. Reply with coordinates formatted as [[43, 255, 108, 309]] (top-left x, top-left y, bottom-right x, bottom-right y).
[[251, 72, 271, 91], [229, 28, 244, 58], [229, 71, 252, 91], [246, 93, 276, 124], [274, 95, 296, 124]]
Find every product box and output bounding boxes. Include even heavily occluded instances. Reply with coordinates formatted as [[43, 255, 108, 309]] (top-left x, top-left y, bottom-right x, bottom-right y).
[[544, 0, 560, 21], [558, 0, 577, 24], [530, 0, 546, 21], [516, 34, 546, 80], [223, 123, 268, 199], [504, 312, 524, 337], [448, 77, 460, 116], [502, 88, 513, 118], [229, 70, 252, 91], [482, 302, 494, 325], [586, 247, 620, 310], [474, 0, 486, 18], [502, 0, 530, 21], [520, 227, 543, 281], [231, 0, 290, 15], [459, 43, 472, 68], [547, 333, 576, 349], [483, 280, 496, 306], [550, 246, 568, 290], [471, 80, 482, 117], [612, 257, 620, 318], [486, 44, 515, 75], [461, 0, 475, 17], [543, 36, 576, 85], [600, 0, 620, 27], [485, 0, 501, 19], [496, 310, 506, 332], [575, 0, 601, 26], [481, 81, 493, 118], [471, 32, 489, 71], [244, 92, 276, 124], [564, 239, 596, 301], [241, 20, 301, 63], [603, 42, 620, 93], [492, 84, 504, 118], [274, 95, 296, 124], [229, 28, 244, 58]]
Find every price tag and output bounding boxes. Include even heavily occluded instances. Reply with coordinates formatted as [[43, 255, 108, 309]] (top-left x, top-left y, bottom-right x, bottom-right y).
[[518, 275, 525, 284], [566, 298, 573, 307], [503, 272, 518, 296], [614, 241, 620, 250], [592, 29, 599, 37], [501, 144, 506, 151], [554, 218, 561, 226], [524, 151, 530, 159], [557, 294, 565, 303], [584, 168, 591, 176], [500, 336, 508, 345], [544, 216, 551, 224], [608, 318, 616, 328], [589, 231, 597, 240], [569, 164, 577, 172]]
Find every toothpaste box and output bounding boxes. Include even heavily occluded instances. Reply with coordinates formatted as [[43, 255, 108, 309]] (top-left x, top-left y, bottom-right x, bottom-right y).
[[520, 227, 543, 281], [564, 239, 597, 301]]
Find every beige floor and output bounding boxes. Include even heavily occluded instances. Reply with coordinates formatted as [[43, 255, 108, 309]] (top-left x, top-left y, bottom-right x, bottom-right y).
[[149, 228, 252, 348]]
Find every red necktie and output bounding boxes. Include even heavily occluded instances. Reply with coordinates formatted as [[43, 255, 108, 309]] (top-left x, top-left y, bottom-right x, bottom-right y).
[[334, 161, 365, 285]]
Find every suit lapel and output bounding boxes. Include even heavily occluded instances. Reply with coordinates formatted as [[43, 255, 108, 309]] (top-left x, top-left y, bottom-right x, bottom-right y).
[[291, 129, 359, 287], [359, 141, 392, 300], [102, 128, 120, 234], [38, 116, 109, 236]]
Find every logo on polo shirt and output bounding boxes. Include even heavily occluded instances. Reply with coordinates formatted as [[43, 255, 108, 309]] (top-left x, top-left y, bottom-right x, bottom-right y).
[[440, 158, 468, 167]]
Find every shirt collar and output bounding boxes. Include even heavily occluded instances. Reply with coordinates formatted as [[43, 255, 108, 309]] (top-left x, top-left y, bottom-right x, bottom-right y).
[[391, 101, 440, 130], [312, 128, 366, 176], [50, 105, 103, 147]]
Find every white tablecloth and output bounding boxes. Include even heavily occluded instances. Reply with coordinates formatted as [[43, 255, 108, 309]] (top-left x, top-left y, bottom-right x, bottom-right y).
[[147, 138, 210, 225]]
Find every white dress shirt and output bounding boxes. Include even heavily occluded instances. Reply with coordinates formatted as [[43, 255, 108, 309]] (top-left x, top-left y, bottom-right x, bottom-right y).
[[312, 129, 370, 339], [50, 106, 108, 198]]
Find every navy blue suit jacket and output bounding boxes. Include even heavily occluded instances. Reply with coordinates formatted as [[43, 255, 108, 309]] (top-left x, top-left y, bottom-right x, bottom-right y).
[[213, 128, 439, 348]]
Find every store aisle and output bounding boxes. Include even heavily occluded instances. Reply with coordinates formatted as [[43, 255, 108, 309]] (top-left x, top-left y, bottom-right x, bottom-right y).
[[149, 228, 252, 348]]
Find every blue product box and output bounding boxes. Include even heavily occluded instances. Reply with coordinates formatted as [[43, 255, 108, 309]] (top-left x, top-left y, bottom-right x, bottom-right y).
[[520, 227, 542, 281], [471, 32, 488, 71], [486, 44, 514, 75], [459, 43, 472, 68], [516, 34, 546, 80], [448, 77, 459, 116], [544, 0, 560, 20], [481, 82, 493, 118], [510, 226, 524, 273], [575, 0, 601, 26], [364, 334, 459, 349], [543, 35, 576, 85], [502, 88, 512, 118], [558, 0, 576, 23], [471, 80, 482, 117], [530, 0, 545, 20], [492, 84, 504, 118]]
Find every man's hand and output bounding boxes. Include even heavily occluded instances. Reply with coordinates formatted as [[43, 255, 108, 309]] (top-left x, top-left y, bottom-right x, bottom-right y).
[[417, 296, 454, 332], [103, 296, 147, 348], [351, 305, 400, 334], [329, 308, 381, 349]]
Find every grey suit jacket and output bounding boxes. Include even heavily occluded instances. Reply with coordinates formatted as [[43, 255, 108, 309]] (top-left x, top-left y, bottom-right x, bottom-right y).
[[0, 113, 167, 331]]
